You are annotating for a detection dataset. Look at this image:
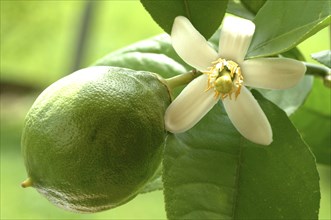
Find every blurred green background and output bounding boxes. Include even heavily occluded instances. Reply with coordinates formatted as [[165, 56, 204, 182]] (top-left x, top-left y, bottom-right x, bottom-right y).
[[0, 1, 330, 219]]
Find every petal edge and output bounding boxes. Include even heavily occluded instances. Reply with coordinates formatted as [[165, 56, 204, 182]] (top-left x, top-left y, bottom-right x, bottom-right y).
[[242, 58, 306, 89], [223, 86, 272, 145], [171, 16, 218, 72], [165, 75, 218, 133], [218, 16, 255, 64]]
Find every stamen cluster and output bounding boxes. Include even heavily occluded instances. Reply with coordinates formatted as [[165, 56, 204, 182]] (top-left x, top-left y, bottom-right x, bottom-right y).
[[204, 58, 243, 99]]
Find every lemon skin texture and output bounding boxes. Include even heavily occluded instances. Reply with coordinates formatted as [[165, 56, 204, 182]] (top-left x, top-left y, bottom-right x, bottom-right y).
[[21, 66, 171, 213]]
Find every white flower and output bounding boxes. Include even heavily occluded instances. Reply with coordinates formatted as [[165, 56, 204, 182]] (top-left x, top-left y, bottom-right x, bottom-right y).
[[164, 16, 306, 145]]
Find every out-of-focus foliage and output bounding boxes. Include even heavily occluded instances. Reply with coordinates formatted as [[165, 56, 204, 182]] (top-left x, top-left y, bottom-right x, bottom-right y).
[[0, 1, 162, 88], [1, 1, 83, 87]]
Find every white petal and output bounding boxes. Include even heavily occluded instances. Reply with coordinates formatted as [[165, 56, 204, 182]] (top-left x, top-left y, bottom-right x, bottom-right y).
[[223, 86, 272, 145], [242, 58, 306, 89], [165, 75, 218, 133], [218, 16, 255, 64], [171, 16, 218, 72]]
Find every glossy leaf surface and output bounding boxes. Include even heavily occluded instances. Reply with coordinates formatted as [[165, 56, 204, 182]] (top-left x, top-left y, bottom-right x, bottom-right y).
[[140, 0, 228, 39], [163, 91, 320, 219], [247, 0, 331, 58]]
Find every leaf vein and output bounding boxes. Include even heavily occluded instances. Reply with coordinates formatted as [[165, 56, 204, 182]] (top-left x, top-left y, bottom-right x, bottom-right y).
[[249, 17, 328, 54]]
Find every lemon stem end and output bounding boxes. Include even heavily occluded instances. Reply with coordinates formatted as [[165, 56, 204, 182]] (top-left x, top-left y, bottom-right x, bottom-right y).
[[21, 178, 33, 188]]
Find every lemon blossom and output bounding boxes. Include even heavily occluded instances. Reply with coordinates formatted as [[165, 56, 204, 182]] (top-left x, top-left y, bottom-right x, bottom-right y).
[[164, 16, 306, 145]]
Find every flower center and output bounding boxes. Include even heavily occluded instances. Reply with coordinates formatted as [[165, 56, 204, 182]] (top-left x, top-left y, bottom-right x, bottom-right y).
[[204, 58, 243, 99]]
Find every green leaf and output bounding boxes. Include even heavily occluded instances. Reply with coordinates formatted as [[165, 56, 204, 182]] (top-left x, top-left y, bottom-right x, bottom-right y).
[[1, 1, 85, 87], [257, 75, 313, 115], [311, 50, 331, 68], [247, 0, 331, 58], [163, 91, 320, 219], [281, 47, 306, 61], [291, 107, 331, 165], [291, 79, 331, 165], [240, 0, 266, 14], [226, 0, 254, 20], [140, 0, 228, 39], [94, 34, 190, 78], [302, 77, 331, 116]]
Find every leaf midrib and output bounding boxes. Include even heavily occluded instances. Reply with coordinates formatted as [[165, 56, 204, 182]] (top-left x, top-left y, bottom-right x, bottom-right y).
[[167, 134, 242, 219], [249, 16, 329, 55]]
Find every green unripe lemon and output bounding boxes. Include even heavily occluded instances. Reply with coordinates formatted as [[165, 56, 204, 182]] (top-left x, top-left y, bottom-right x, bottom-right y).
[[21, 66, 171, 213]]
